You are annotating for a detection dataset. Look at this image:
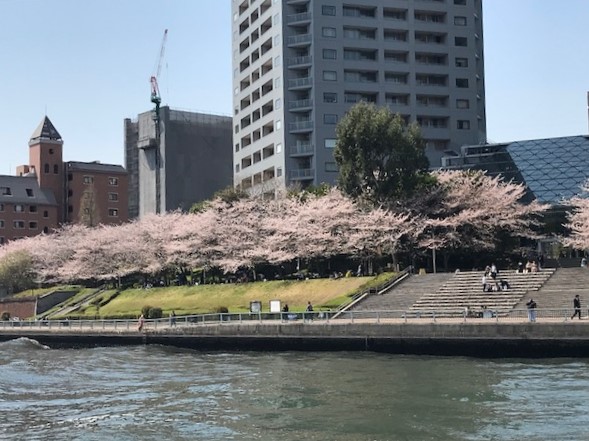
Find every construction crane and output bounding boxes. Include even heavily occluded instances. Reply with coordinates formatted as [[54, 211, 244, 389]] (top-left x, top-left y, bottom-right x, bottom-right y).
[[149, 28, 168, 215], [150, 28, 168, 131]]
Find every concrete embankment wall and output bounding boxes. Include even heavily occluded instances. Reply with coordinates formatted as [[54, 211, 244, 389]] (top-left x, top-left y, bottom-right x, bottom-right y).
[[2, 322, 589, 357]]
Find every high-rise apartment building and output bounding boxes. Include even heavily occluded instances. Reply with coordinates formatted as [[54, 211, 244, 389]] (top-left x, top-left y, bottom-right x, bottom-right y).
[[232, 0, 486, 193]]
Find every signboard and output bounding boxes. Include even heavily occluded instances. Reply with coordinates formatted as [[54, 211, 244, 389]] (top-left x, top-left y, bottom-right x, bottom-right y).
[[269, 300, 281, 313]]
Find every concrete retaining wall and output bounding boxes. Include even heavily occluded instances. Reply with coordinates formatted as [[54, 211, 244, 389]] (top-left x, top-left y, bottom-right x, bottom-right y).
[[2, 322, 589, 357]]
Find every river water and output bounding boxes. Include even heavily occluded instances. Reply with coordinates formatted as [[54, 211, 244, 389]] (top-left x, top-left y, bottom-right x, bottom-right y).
[[1, 338, 588, 440]]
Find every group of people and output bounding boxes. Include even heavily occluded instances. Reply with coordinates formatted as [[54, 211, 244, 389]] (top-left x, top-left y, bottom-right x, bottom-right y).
[[481, 263, 510, 292], [517, 257, 543, 274]]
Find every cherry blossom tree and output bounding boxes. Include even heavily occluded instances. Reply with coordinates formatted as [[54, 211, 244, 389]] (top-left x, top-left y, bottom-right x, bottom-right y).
[[563, 182, 589, 249], [412, 170, 550, 265]]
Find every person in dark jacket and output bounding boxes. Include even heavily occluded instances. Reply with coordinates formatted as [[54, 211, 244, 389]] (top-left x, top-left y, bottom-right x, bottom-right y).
[[526, 298, 537, 322], [571, 295, 582, 320]]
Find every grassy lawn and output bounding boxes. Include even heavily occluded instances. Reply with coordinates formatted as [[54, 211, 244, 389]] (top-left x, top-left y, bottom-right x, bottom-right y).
[[93, 272, 395, 318]]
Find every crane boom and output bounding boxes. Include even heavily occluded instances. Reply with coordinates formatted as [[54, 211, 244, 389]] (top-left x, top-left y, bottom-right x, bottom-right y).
[[150, 29, 168, 106]]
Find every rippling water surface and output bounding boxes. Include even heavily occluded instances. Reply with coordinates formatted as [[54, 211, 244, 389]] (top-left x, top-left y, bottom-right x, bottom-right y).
[[1, 338, 588, 440]]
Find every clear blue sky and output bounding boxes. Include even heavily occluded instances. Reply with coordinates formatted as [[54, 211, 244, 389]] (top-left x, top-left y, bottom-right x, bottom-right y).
[[1, 0, 588, 175]]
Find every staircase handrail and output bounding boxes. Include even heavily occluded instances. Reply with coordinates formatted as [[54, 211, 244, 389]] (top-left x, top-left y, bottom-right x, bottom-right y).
[[332, 266, 413, 317]]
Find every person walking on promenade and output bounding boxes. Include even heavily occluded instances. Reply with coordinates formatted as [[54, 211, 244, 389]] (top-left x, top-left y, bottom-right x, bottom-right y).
[[137, 314, 145, 332], [571, 295, 582, 320], [305, 301, 314, 321], [526, 298, 537, 323], [169, 310, 177, 327]]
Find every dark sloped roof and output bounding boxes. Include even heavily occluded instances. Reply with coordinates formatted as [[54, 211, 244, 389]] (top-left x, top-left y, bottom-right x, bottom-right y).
[[66, 161, 127, 174], [507, 136, 589, 205], [0, 175, 57, 205], [30, 116, 62, 142]]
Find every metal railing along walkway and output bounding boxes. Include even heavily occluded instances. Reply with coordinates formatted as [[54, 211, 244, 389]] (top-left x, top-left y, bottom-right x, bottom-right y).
[[1, 308, 587, 332]]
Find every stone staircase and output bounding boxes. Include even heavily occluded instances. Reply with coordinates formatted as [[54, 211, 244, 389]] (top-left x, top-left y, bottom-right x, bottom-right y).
[[351, 273, 454, 312], [409, 269, 556, 316], [513, 267, 589, 311]]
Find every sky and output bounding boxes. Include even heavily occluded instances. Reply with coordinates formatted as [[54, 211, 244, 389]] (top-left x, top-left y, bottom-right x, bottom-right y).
[[0, 0, 588, 175]]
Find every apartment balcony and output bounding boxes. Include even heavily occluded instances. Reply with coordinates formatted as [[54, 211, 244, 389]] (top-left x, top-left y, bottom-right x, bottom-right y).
[[289, 121, 314, 133], [287, 76, 313, 90], [287, 34, 312, 47], [289, 142, 315, 157], [287, 0, 310, 5], [288, 98, 313, 111], [287, 12, 312, 25], [289, 168, 315, 181], [287, 55, 313, 68]]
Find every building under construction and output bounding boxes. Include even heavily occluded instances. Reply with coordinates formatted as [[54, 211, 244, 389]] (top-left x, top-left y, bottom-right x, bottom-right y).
[[124, 106, 233, 218]]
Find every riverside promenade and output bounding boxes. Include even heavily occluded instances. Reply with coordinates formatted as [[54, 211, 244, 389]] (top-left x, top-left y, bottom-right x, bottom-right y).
[[1, 312, 589, 358]]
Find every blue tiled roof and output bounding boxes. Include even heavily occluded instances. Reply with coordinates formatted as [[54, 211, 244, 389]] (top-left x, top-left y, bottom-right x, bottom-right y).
[[506, 136, 589, 205]]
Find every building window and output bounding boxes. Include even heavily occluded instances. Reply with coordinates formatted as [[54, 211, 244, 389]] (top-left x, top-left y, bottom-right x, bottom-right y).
[[43, 210, 49, 218], [108, 209, 119, 217], [275, 98, 282, 109], [322, 27, 336, 38], [456, 99, 470, 109], [323, 70, 337, 81], [273, 55, 281, 67], [29, 221, 38, 230], [43, 227, 49, 234], [324, 139, 337, 149], [455, 57, 469, 68], [108, 193, 119, 202], [83, 176, 94, 184], [13, 221, 25, 229], [457, 120, 471, 130], [454, 0, 467, 5], [323, 49, 337, 60], [324, 114, 338, 124], [276, 167, 283, 177], [385, 72, 408, 84], [26, 188, 34, 197], [68, 189, 73, 197], [276, 143, 282, 153], [44, 164, 49, 173], [323, 92, 337, 103], [455, 37, 468, 47], [68, 173, 73, 181], [29, 205, 37, 213], [68, 205, 73, 213], [276, 120, 282, 130], [454, 16, 467, 26], [0, 187, 11, 196], [322, 5, 336, 16], [235, 164, 240, 173], [14, 204, 24, 213], [456, 78, 469, 88], [0, 237, 4, 245], [325, 162, 338, 172], [108, 177, 119, 186], [0, 220, 4, 228], [0, 203, 3, 211], [53, 164, 59, 174]]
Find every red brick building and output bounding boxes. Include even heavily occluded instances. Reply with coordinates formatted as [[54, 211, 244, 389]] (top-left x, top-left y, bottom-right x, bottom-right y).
[[0, 116, 128, 244]]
